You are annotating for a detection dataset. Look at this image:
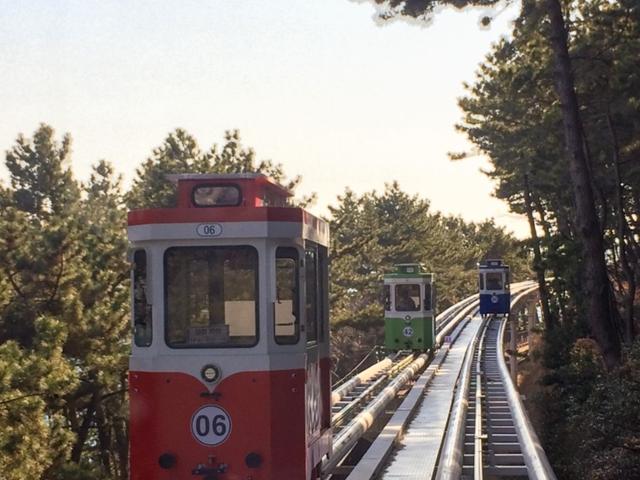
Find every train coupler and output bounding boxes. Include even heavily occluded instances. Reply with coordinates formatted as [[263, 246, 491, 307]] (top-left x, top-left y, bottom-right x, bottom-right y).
[[192, 463, 227, 480]]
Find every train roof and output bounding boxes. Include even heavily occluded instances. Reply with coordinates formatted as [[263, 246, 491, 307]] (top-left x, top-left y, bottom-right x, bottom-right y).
[[478, 259, 509, 269], [166, 172, 293, 199], [127, 172, 329, 245], [384, 263, 433, 280]]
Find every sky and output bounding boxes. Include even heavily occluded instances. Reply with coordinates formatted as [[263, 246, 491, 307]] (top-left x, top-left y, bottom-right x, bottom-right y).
[[0, 0, 528, 237]]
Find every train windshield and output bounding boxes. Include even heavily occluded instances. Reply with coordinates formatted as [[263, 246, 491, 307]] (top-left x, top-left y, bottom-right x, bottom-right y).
[[485, 272, 503, 290], [193, 185, 241, 207], [164, 246, 258, 348], [395, 284, 421, 311]]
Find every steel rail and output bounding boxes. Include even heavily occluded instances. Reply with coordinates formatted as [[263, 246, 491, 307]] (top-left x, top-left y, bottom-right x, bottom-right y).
[[435, 294, 478, 331], [435, 281, 534, 348], [434, 281, 539, 480], [333, 345, 385, 389], [331, 357, 395, 406], [474, 321, 487, 480], [323, 353, 428, 474], [433, 317, 481, 480], [332, 372, 391, 428], [327, 282, 539, 476], [332, 354, 415, 427], [435, 298, 479, 346], [331, 290, 483, 413], [345, 315, 475, 480], [496, 307, 557, 480]]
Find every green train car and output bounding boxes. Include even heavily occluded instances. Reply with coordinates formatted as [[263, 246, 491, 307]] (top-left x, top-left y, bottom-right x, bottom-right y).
[[384, 264, 436, 351]]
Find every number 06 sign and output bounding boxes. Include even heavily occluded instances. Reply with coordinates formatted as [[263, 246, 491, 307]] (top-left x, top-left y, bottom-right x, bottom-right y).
[[190, 405, 232, 446]]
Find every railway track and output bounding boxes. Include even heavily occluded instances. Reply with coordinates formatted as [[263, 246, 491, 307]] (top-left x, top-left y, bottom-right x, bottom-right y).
[[437, 284, 556, 480], [464, 316, 527, 478], [331, 353, 414, 432], [324, 282, 554, 480], [325, 290, 485, 476], [329, 288, 484, 429]]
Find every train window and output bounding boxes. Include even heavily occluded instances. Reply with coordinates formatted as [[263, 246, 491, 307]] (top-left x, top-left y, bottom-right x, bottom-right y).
[[193, 185, 241, 207], [486, 272, 503, 290], [479, 273, 485, 290], [305, 247, 318, 343], [395, 284, 421, 312], [424, 284, 432, 311], [275, 247, 299, 344], [133, 250, 152, 347], [164, 246, 258, 348], [384, 285, 391, 311]]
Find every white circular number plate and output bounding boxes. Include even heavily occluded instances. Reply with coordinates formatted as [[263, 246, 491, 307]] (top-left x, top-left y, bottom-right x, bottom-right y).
[[403, 326, 414, 337], [191, 405, 231, 446], [491, 295, 499, 304]]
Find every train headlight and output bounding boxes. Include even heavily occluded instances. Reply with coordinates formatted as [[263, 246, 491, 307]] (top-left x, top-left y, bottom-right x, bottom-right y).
[[245, 452, 262, 468], [201, 364, 221, 383], [158, 453, 176, 469]]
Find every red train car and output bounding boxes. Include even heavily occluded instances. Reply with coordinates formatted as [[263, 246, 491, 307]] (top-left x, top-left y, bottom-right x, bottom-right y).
[[128, 174, 331, 479]]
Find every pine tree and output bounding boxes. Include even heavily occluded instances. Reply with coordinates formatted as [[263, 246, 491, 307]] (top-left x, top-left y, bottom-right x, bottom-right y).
[[354, 0, 632, 367], [128, 129, 313, 209]]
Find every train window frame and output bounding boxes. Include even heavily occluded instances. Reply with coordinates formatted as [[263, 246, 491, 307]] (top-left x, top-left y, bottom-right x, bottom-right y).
[[192, 183, 242, 208], [163, 245, 259, 349], [485, 272, 503, 291], [318, 245, 328, 343], [384, 284, 391, 311], [479, 273, 485, 290], [275, 247, 300, 345], [304, 246, 319, 344], [424, 283, 432, 312], [133, 249, 152, 347], [395, 284, 421, 312]]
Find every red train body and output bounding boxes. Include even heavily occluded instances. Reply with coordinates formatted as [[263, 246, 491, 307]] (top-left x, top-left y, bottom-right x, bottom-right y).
[[128, 174, 331, 479]]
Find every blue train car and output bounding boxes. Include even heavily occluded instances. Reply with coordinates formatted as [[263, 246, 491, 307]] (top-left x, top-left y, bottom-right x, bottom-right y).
[[478, 259, 510, 315]]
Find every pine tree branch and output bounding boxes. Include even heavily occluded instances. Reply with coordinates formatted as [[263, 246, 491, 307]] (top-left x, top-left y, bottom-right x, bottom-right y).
[[0, 391, 44, 406]]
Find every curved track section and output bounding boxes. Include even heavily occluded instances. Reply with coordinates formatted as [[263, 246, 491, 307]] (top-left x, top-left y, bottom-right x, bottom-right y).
[[325, 290, 487, 477], [437, 284, 556, 480], [325, 282, 553, 480], [339, 282, 544, 479]]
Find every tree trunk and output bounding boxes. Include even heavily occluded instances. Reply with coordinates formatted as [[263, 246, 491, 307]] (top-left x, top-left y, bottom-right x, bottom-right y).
[[545, 0, 621, 369], [534, 197, 552, 239], [70, 393, 98, 463], [581, 134, 608, 230], [115, 417, 129, 480], [95, 401, 113, 475], [524, 174, 555, 330], [607, 111, 636, 343]]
